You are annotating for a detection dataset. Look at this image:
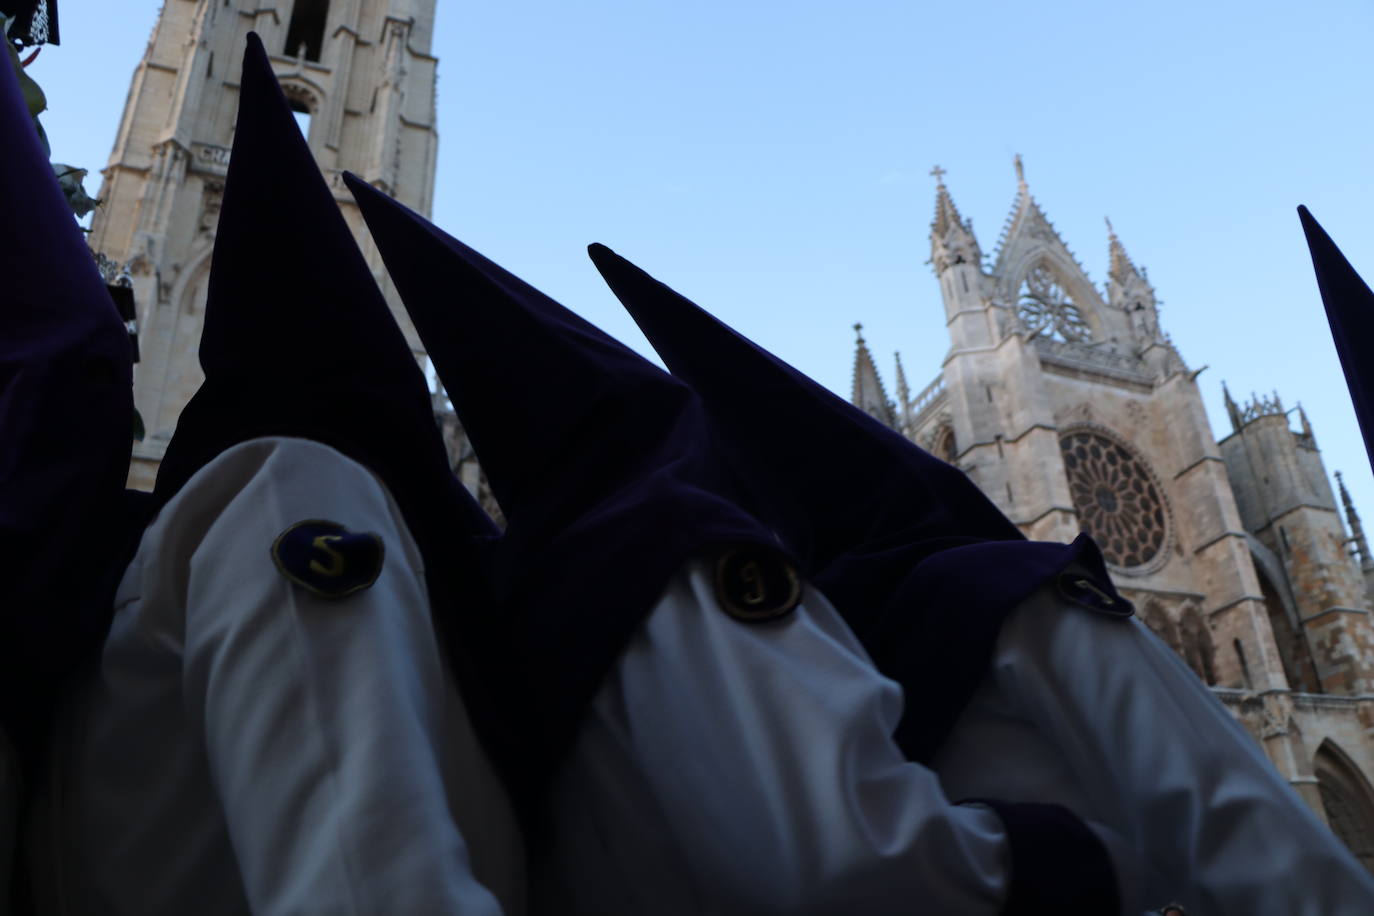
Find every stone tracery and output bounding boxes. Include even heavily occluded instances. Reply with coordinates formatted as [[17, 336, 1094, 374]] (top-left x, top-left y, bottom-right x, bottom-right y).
[[1017, 261, 1092, 343], [1059, 428, 1169, 570]]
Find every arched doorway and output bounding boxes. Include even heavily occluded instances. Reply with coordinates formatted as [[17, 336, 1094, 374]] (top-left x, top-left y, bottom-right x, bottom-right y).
[[1315, 741, 1374, 873]]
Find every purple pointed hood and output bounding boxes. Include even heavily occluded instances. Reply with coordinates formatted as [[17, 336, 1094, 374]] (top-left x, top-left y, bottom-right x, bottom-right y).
[[589, 243, 1118, 761], [155, 33, 488, 536], [0, 35, 134, 716], [153, 34, 502, 746], [346, 175, 784, 787], [1298, 206, 1374, 478]]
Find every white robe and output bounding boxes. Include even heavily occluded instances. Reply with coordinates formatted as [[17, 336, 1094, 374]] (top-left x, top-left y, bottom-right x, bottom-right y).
[[936, 579, 1374, 914], [539, 566, 1139, 914], [42, 437, 524, 915], [541, 562, 1374, 915]]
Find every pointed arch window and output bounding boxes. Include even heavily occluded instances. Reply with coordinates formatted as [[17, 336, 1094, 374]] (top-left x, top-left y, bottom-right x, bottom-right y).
[[933, 425, 957, 464], [1256, 567, 1324, 693], [1315, 741, 1374, 873], [1178, 604, 1217, 686], [285, 0, 329, 62], [1137, 600, 1182, 655], [1017, 262, 1091, 343]]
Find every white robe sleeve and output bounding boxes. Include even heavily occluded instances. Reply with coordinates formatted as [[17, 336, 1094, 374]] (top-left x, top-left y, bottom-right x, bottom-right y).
[[934, 574, 1374, 915], [540, 558, 1138, 915], [63, 436, 522, 916]]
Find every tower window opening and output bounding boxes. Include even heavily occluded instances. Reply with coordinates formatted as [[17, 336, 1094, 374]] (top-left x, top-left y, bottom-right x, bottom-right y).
[[1234, 638, 1253, 689], [285, 0, 329, 62], [288, 97, 312, 141]]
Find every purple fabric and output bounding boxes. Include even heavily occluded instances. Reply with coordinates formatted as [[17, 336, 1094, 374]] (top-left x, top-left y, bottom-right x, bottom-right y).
[[346, 176, 785, 794], [0, 25, 133, 751], [151, 35, 506, 776], [1298, 206, 1374, 480], [969, 799, 1120, 914], [587, 244, 1120, 759]]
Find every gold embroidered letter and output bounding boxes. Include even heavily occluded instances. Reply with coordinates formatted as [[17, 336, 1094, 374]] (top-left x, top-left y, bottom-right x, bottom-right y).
[[309, 535, 346, 577]]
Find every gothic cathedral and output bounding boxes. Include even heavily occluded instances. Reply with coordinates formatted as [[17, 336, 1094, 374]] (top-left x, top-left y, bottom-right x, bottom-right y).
[[89, 0, 1374, 873], [89, 0, 441, 489], [853, 159, 1374, 866]]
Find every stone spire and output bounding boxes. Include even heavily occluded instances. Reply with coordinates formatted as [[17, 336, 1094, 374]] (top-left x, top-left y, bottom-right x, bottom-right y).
[[1105, 216, 1161, 343], [1338, 471, 1374, 570], [928, 165, 981, 275], [894, 350, 913, 431], [1106, 217, 1141, 286], [1298, 403, 1315, 442], [1223, 381, 1243, 432], [930, 165, 962, 237], [991, 154, 1089, 283], [850, 323, 896, 428]]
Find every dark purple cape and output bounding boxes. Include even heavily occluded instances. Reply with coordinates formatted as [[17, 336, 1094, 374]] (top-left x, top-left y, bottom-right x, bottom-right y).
[[0, 28, 135, 759]]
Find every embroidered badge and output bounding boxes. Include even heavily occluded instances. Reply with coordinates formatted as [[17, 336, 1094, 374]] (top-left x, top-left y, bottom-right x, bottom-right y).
[[714, 547, 802, 623], [1057, 572, 1135, 619], [271, 520, 385, 599]]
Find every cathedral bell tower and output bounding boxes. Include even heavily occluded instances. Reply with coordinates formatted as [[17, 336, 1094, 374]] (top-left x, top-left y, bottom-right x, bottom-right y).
[[89, 0, 440, 489]]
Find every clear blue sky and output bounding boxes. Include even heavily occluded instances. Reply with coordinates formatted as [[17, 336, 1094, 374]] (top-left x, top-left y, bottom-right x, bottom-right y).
[[36, 0, 1374, 525]]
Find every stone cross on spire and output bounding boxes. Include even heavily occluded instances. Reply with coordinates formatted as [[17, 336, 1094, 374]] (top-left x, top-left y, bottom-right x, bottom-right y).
[[930, 164, 947, 185], [853, 321, 864, 341]]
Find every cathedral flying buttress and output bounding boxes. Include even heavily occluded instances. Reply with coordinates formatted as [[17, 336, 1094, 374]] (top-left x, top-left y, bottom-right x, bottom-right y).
[[859, 157, 1374, 863]]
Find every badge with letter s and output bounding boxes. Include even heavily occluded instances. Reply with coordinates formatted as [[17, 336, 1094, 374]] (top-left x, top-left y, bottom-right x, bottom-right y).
[[271, 519, 385, 599], [714, 546, 802, 623]]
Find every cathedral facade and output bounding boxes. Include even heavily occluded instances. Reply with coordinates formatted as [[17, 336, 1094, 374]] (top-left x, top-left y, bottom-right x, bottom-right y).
[[852, 160, 1374, 867]]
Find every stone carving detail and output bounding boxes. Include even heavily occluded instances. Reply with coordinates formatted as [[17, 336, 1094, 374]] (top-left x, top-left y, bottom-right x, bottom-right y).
[[921, 422, 956, 463], [1035, 337, 1153, 386], [1060, 428, 1169, 570], [199, 180, 224, 234], [190, 142, 232, 176], [1017, 262, 1091, 343], [908, 373, 946, 428], [281, 83, 319, 113], [1239, 391, 1286, 425]]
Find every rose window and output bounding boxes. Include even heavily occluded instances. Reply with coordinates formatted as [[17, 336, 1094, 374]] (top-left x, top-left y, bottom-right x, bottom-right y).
[[1017, 263, 1091, 342], [1060, 430, 1167, 569]]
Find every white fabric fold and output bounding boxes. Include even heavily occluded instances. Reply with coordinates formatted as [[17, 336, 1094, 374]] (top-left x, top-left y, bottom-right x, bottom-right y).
[[56, 436, 522, 915], [541, 561, 1041, 915], [933, 576, 1374, 915]]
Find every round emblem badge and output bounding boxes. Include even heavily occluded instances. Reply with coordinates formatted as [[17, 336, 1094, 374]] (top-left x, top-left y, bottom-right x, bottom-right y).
[[1056, 572, 1135, 619], [271, 519, 385, 599], [713, 546, 802, 623]]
